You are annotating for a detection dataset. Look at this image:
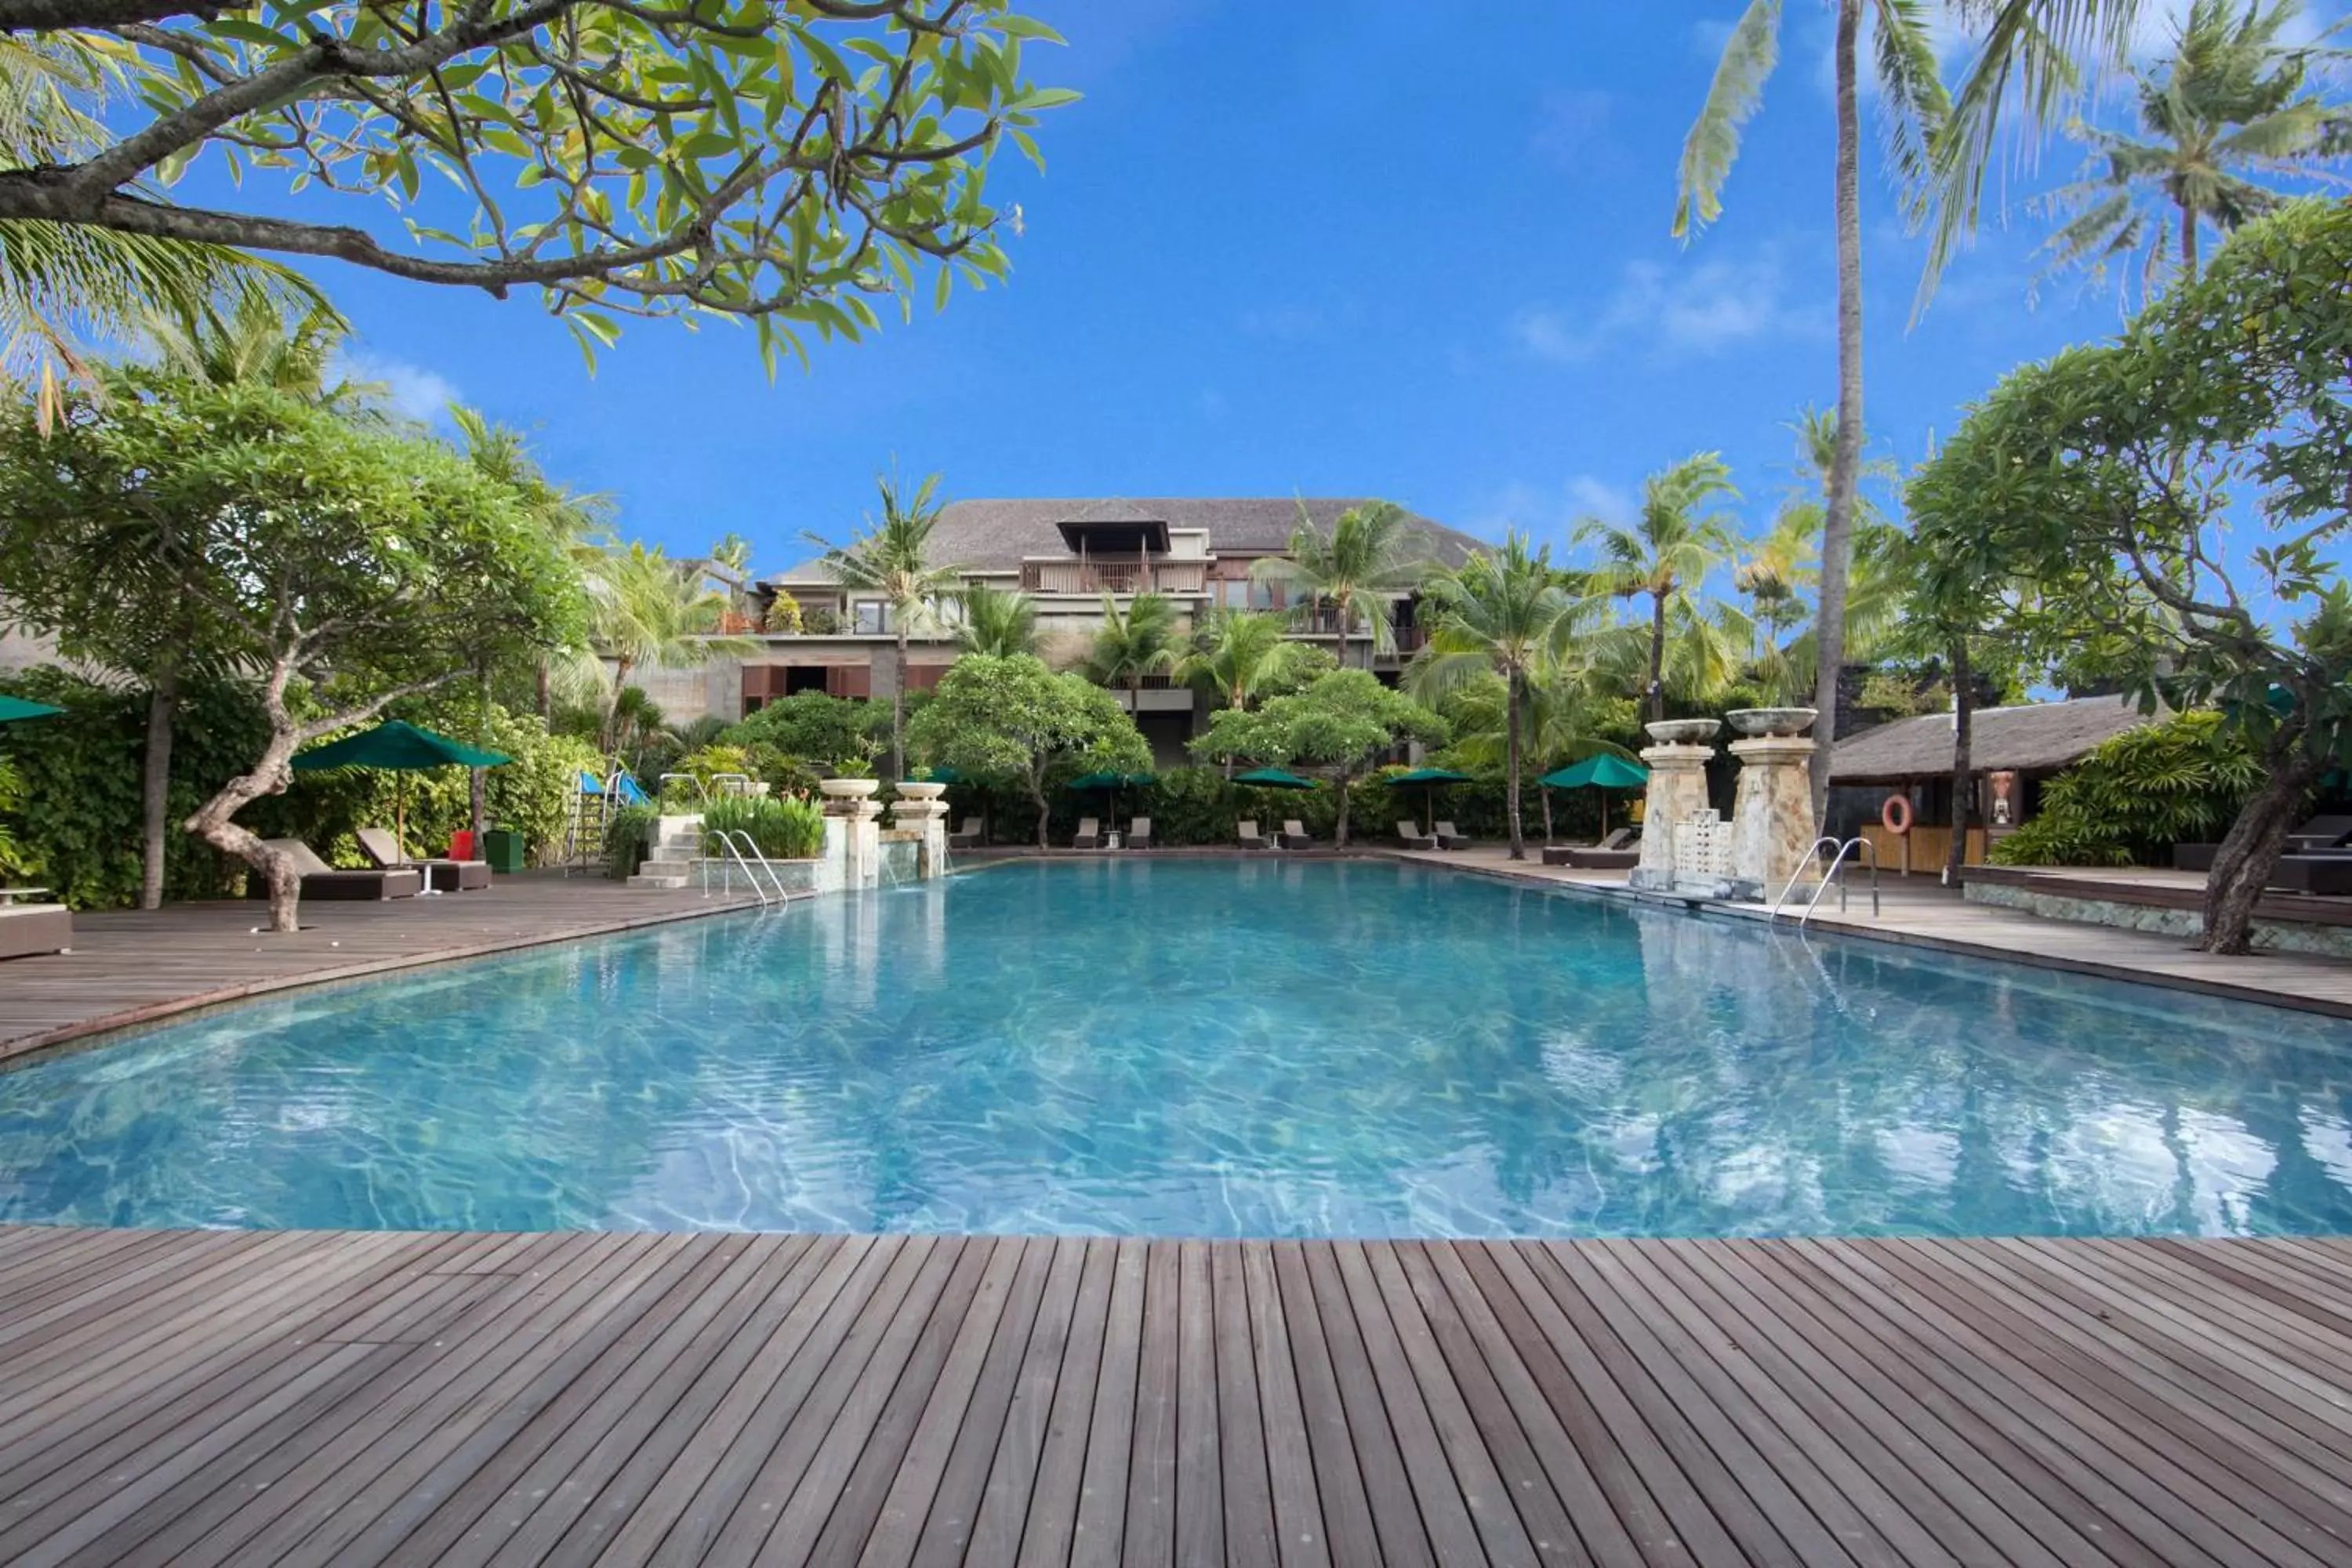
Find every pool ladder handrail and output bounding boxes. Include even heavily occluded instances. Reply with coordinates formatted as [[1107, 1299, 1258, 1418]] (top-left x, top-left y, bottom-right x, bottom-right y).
[[1770, 835, 1880, 927], [700, 827, 789, 907]]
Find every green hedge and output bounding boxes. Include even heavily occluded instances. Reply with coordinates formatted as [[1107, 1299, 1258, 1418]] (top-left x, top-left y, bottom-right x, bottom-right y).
[[702, 794, 826, 858], [939, 764, 1610, 848]]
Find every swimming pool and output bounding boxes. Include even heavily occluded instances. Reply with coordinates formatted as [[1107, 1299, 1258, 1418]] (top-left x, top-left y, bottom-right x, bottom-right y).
[[2, 859, 2350, 1238]]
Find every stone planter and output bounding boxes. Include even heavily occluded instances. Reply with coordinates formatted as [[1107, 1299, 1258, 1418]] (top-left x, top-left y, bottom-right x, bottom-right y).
[[1644, 718, 1722, 746], [818, 778, 879, 800], [895, 781, 949, 801], [1725, 706, 1817, 739]]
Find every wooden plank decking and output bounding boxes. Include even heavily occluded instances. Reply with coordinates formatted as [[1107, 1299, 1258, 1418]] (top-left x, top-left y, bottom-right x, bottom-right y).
[[2, 1226, 2349, 1566], [0, 873, 764, 1065]]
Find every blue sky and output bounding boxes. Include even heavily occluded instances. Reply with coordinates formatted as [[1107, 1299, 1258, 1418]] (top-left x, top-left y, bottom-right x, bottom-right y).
[[238, 1, 2335, 575]]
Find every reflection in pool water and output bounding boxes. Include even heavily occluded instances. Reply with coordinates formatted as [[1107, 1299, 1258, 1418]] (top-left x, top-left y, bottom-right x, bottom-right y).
[[2, 859, 2350, 1237]]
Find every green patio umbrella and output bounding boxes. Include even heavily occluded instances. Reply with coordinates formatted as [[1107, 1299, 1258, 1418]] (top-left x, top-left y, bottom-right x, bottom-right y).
[[1066, 769, 1156, 831], [293, 720, 512, 856], [1537, 753, 1649, 840], [0, 695, 63, 723], [1388, 766, 1472, 835], [1232, 767, 1320, 789]]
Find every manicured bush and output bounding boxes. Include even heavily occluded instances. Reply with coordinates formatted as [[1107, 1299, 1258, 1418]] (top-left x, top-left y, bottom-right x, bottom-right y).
[[702, 794, 826, 858], [1988, 710, 2263, 869], [603, 804, 656, 880], [724, 691, 884, 765]]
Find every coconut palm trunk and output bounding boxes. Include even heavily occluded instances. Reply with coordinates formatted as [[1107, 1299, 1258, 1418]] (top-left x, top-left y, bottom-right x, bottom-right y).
[[1944, 638, 1972, 887], [1646, 590, 1669, 724], [140, 657, 179, 911], [893, 622, 910, 782], [1505, 665, 1526, 860], [1809, 0, 1866, 831]]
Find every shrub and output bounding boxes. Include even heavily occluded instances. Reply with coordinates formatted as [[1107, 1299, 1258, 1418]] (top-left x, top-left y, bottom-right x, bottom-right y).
[[724, 691, 880, 764], [763, 592, 803, 634], [1989, 710, 2264, 869], [604, 804, 656, 879], [667, 744, 754, 800], [702, 794, 826, 858]]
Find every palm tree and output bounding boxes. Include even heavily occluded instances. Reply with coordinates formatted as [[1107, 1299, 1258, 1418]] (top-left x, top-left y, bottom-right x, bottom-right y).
[[590, 543, 754, 751], [1575, 454, 1741, 725], [1406, 533, 1575, 860], [811, 470, 961, 779], [1252, 499, 1429, 668], [2041, 0, 2349, 294], [1085, 592, 1185, 724], [1441, 653, 1633, 844], [0, 35, 325, 430], [954, 581, 1040, 657], [706, 533, 756, 625], [1180, 607, 1320, 711], [1679, 0, 2147, 822]]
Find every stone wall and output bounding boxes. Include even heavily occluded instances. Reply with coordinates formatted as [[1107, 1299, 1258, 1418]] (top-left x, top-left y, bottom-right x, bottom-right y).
[[1964, 880, 2352, 959]]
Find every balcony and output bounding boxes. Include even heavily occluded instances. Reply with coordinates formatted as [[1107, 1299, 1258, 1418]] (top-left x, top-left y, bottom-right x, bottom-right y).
[[1020, 560, 1209, 596]]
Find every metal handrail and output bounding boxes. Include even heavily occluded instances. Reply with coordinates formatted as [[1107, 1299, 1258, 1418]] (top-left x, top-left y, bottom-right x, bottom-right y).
[[659, 771, 706, 804], [706, 772, 755, 799], [1798, 836, 1880, 928], [1770, 837, 1844, 918], [731, 829, 793, 903], [699, 828, 772, 906]]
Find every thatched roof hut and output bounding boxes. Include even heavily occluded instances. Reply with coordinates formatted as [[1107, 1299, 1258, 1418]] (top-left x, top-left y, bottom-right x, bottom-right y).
[[1828, 695, 2157, 786]]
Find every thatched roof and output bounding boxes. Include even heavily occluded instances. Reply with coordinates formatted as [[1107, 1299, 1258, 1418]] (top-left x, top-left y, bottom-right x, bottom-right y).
[[764, 497, 1487, 584], [1827, 696, 2158, 785]]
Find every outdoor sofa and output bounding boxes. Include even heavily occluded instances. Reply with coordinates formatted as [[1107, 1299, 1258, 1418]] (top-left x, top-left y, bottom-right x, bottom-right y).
[[252, 839, 422, 901], [357, 827, 490, 891], [2176, 815, 2352, 877]]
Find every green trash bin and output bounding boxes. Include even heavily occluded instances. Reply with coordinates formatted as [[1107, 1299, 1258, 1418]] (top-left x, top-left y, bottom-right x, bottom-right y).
[[481, 828, 526, 874]]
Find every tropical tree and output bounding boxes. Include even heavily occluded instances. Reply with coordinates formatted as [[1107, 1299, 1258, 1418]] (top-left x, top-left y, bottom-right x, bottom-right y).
[[1252, 500, 1429, 668], [706, 534, 756, 623], [0, 34, 325, 427], [1406, 533, 1575, 860], [1191, 669, 1446, 849], [2041, 0, 2350, 294], [0, 4, 1070, 368], [589, 543, 753, 750], [0, 372, 583, 931], [1575, 454, 1741, 724], [1083, 592, 1185, 720], [1181, 607, 1325, 711], [1906, 199, 2352, 953], [1678, 0, 2148, 821], [1439, 659, 1637, 844], [909, 655, 1149, 849], [954, 581, 1041, 658], [812, 470, 961, 780]]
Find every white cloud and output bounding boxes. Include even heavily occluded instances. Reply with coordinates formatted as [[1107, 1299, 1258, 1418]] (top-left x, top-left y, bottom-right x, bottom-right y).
[[1530, 89, 1613, 169], [1566, 474, 1636, 526], [334, 350, 461, 425], [1463, 474, 1636, 545], [1512, 249, 1824, 365]]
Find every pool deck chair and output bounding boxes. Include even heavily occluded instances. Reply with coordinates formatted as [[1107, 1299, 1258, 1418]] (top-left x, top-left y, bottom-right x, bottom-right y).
[[1129, 816, 1154, 851], [0, 887, 70, 959], [1399, 820, 1438, 850], [256, 838, 422, 901], [1433, 821, 1472, 851], [1279, 820, 1316, 851], [1543, 826, 1638, 866], [949, 816, 984, 850], [1072, 817, 1104, 850], [1237, 820, 1269, 851], [356, 826, 490, 892]]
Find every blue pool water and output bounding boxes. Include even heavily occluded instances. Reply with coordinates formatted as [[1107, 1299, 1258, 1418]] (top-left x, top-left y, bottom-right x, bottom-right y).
[[3, 859, 2352, 1238]]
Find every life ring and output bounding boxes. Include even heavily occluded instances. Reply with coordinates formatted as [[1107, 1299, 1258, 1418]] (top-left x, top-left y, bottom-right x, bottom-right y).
[[1880, 794, 1914, 836]]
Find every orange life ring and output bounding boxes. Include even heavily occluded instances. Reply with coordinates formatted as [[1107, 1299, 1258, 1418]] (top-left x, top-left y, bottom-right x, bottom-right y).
[[1880, 794, 1914, 836]]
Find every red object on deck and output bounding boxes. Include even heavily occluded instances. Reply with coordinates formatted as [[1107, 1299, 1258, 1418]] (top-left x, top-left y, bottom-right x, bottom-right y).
[[448, 830, 475, 861]]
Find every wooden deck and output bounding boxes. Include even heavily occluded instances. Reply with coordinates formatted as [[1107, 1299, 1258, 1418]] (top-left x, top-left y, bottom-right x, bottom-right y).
[[2, 1225, 2349, 1566], [0, 872, 764, 1065]]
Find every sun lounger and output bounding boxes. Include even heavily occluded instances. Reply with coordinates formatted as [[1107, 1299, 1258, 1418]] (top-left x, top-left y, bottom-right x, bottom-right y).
[[1433, 820, 1472, 851], [356, 826, 489, 891], [949, 816, 983, 849], [2287, 814, 2352, 851], [1278, 819, 1316, 851], [0, 891, 70, 958], [2269, 855, 2352, 896], [1072, 817, 1103, 850], [256, 838, 421, 901], [1563, 847, 1641, 869], [1237, 819, 1269, 851], [1398, 820, 1438, 850], [1129, 817, 1153, 851]]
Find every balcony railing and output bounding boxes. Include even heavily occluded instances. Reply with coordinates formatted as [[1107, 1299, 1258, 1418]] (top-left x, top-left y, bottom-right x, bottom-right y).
[[1020, 561, 1208, 595]]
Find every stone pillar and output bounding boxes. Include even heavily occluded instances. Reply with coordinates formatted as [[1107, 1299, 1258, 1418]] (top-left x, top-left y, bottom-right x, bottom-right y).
[[843, 800, 882, 887], [1631, 744, 1715, 891], [888, 797, 951, 877], [1726, 735, 1819, 900]]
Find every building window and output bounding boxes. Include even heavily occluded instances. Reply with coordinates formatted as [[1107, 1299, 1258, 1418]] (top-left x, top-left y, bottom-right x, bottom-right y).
[[852, 601, 890, 635]]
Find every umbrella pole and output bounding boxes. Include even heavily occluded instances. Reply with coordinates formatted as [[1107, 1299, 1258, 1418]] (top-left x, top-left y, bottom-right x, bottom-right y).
[[396, 773, 407, 861]]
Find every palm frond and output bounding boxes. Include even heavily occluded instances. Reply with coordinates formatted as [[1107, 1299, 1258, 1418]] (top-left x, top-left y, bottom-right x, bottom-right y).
[[1675, 0, 1785, 238]]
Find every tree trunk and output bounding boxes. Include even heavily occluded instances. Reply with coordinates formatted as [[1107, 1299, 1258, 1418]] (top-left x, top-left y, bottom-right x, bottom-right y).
[[1031, 770, 1050, 850], [1334, 768, 1352, 847], [1942, 639, 1972, 887], [2180, 198, 2198, 281], [2201, 735, 2325, 954], [1541, 786, 1555, 846], [1808, 0, 1866, 832], [139, 655, 180, 911], [892, 627, 909, 782], [470, 662, 490, 848], [601, 656, 634, 752], [1505, 665, 1526, 860], [535, 662, 552, 722], [1646, 591, 1668, 724]]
